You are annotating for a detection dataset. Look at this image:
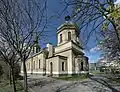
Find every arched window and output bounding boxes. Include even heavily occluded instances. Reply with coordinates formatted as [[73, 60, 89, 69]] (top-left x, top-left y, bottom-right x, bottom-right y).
[[36, 46, 40, 53], [39, 59, 40, 69], [68, 32, 71, 41], [60, 34, 62, 43], [62, 62, 65, 71], [33, 47, 35, 53], [50, 62, 53, 75]]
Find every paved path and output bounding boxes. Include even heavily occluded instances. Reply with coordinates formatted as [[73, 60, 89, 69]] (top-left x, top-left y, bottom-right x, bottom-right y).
[[29, 80, 92, 92], [64, 83, 92, 92], [27, 75, 120, 92]]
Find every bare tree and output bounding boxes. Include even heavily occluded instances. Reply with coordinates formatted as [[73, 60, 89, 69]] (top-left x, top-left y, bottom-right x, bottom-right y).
[[0, 0, 47, 92], [63, 0, 120, 46], [0, 38, 20, 92], [99, 27, 120, 62]]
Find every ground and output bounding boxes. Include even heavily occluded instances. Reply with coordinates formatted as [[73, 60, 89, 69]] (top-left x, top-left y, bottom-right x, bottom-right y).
[[0, 74, 120, 92], [27, 74, 120, 92]]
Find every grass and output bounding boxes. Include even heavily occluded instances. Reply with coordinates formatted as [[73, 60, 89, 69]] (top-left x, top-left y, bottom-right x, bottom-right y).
[[55, 75, 89, 81], [89, 70, 105, 75], [0, 79, 24, 92]]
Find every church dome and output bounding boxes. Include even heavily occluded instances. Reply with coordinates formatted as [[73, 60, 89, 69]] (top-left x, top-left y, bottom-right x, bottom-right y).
[[57, 15, 80, 35], [57, 21, 80, 35]]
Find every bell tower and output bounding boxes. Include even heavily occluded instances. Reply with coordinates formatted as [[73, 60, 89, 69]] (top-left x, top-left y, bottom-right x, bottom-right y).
[[57, 16, 80, 46], [55, 16, 84, 75]]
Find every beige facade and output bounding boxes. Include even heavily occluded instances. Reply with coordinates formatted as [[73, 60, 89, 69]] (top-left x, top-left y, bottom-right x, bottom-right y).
[[21, 21, 89, 77]]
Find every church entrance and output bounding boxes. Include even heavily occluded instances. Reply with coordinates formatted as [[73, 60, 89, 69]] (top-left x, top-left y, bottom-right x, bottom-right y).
[[50, 62, 53, 76]]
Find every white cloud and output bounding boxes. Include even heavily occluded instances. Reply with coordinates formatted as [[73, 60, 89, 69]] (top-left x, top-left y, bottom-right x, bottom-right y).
[[90, 45, 101, 53], [114, 0, 120, 4]]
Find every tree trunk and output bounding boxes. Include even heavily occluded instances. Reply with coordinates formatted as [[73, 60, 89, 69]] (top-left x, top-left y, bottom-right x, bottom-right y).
[[11, 67, 16, 92], [23, 61, 28, 92], [9, 68, 12, 85]]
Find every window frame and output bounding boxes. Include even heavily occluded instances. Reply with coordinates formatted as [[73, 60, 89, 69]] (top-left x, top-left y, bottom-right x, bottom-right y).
[[68, 32, 71, 41], [39, 59, 40, 69], [62, 62, 65, 71], [60, 34, 63, 43]]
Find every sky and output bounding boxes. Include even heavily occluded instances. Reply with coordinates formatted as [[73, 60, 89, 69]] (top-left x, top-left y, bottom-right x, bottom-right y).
[[115, 0, 120, 4], [39, 0, 120, 63]]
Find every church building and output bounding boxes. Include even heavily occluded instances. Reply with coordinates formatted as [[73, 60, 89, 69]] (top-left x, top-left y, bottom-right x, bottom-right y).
[[21, 18, 89, 77]]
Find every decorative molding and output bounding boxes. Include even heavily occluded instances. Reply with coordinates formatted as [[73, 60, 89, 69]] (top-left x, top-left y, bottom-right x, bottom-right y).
[[21, 70, 89, 75], [46, 71, 68, 74], [31, 71, 44, 74]]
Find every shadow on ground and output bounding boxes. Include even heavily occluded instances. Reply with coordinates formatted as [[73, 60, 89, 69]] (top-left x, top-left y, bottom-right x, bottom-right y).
[[80, 75, 120, 92]]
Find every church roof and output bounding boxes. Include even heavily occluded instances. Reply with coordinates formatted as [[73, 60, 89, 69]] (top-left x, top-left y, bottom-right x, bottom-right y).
[[57, 21, 80, 34], [28, 48, 48, 59], [57, 21, 79, 29]]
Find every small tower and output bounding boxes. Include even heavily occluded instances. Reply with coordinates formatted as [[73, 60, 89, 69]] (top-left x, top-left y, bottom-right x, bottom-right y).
[[57, 16, 80, 46], [32, 32, 41, 54]]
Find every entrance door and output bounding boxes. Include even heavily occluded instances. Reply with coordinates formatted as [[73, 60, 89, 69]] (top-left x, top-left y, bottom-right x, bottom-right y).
[[50, 62, 53, 76]]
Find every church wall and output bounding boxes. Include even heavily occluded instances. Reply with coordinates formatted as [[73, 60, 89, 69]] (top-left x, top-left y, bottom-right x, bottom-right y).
[[57, 29, 68, 45], [46, 56, 59, 77], [25, 58, 32, 73], [31, 53, 46, 75], [59, 57, 67, 75], [57, 29, 77, 46], [55, 42, 72, 53], [46, 56, 68, 77], [72, 52, 76, 74], [71, 51, 83, 74], [42, 52, 47, 75], [71, 29, 77, 43], [70, 50, 89, 74], [83, 56, 89, 71], [55, 41, 85, 75], [55, 49, 73, 75], [21, 52, 46, 75], [72, 43, 83, 53]]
